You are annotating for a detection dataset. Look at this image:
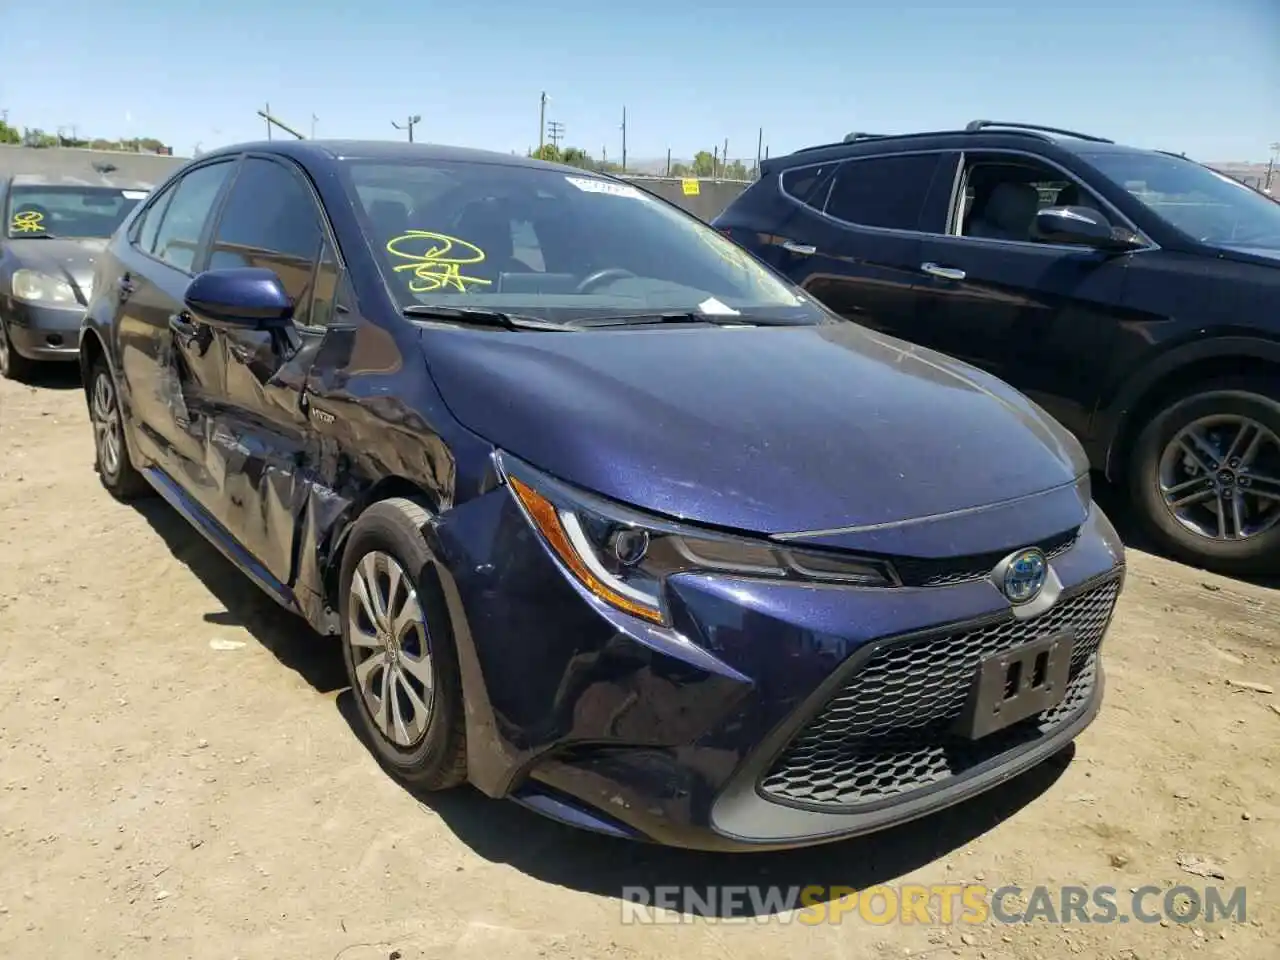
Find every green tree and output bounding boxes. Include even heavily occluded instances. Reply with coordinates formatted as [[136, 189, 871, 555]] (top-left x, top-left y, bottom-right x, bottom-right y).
[[529, 144, 561, 162], [560, 146, 591, 168], [691, 151, 715, 176], [724, 160, 749, 180], [23, 128, 58, 148], [0, 121, 20, 145]]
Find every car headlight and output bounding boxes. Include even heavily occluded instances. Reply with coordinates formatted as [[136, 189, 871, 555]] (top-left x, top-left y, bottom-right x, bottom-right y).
[[498, 453, 897, 625], [12, 269, 78, 305]]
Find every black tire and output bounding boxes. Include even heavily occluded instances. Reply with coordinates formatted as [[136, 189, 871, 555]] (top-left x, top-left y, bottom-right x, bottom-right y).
[[0, 319, 36, 382], [1129, 376, 1280, 576], [87, 356, 150, 501], [338, 497, 467, 791]]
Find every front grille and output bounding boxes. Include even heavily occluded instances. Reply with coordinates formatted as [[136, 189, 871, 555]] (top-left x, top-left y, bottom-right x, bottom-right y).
[[893, 527, 1079, 588], [760, 576, 1121, 809]]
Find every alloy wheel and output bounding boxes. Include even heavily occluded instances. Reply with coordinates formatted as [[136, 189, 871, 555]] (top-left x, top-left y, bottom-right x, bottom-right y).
[[1158, 414, 1280, 541], [347, 550, 435, 748], [90, 370, 123, 479]]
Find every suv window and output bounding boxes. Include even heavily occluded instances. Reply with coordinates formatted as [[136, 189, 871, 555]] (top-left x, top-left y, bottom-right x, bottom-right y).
[[781, 163, 836, 208], [207, 157, 328, 325], [957, 156, 1110, 244], [149, 161, 234, 272], [824, 154, 940, 230], [134, 182, 177, 253]]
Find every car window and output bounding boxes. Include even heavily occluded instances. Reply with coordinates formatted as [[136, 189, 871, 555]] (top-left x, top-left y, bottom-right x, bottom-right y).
[[1079, 150, 1280, 250], [780, 163, 836, 208], [6, 185, 147, 240], [343, 160, 826, 326], [134, 181, 178, 252], [206, 157, 327, 326], [824, 154, 940, 230], [150, 161, 235, 272], [957, 157, 1110, 244], [309, 240, 341, 329]]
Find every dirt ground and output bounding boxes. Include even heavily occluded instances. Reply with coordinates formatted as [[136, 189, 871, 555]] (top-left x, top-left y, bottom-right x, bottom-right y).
[[1, 368, 1277, 960]]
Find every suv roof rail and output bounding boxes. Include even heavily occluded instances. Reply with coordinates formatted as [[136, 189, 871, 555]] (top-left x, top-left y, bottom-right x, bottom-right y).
[[964, 120, 1114, 144], [842, 131, 888, 143]]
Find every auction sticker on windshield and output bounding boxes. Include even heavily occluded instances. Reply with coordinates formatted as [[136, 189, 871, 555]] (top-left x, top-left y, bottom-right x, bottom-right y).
[[122, 190, 149, 200], [564, 176, 643, 199]]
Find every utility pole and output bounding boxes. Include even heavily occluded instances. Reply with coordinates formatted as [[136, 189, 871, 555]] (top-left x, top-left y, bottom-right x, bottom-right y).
[[713, 145, 719, 179], [538, 92, 548, 155], [723, 137, 729, 177], [265, 102, 272, 140], [755, 127, 763, 178], [256, 108, 306, 140], [392, 114, 422, 143], [311, 114, 319, 139], [666, 147, 671, 177], [546, 120, 564, 149], [1267, 142, 1280, 192], [620, 106, 627, 173]]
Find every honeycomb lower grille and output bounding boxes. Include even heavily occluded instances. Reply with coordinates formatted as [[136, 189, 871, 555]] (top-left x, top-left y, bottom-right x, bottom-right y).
[[760, 576, 1121, 809]]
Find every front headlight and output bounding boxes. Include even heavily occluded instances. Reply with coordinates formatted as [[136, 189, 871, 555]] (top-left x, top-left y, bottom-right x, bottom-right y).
[[12, 269, 78, 305], [499, 453, 897, 625]]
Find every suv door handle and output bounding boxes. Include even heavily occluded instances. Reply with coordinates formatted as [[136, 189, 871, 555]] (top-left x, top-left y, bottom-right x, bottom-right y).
[[921, 262, 966, 281], [781, 240, 817, 255]]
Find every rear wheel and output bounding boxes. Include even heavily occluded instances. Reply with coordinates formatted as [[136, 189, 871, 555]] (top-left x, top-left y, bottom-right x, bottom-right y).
[[1129, 377, 1280, 575], [0, 319, 36, 382], [339, 498, 467, 791], [88, 356, 150, 500]]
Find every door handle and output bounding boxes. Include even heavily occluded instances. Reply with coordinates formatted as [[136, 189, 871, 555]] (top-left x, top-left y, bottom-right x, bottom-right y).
[[781, 240, 817, 256], [921, 262, 966, 281]]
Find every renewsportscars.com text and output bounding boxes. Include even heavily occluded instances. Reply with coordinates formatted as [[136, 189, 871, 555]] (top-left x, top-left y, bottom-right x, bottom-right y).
[[619, 884, 1248, 926]]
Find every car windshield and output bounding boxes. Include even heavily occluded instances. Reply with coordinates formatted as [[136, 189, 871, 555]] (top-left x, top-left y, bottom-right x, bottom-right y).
[[342, 159, 827, 325], [5, 185, 147, 240], [1080, 151, 1280, 249]]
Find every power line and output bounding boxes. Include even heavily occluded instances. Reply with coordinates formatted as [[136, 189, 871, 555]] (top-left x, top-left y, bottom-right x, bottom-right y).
[[392, 114, 422, 143]]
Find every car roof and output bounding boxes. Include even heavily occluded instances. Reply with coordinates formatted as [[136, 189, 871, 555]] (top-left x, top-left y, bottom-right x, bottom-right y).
[[6, 172, 156, 190], [196, 139, 598, 177]]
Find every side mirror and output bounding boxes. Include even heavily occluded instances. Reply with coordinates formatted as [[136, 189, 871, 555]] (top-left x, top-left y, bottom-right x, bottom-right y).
[[1035, 206, 1143, 252], [183, 268, 294, 330]]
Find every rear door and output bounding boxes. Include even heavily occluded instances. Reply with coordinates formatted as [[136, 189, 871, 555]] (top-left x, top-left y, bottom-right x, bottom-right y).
[[912, 150, 1136, 440], [113, 158, 239, 504], [738, 152, 945, 332], [196, 154, 341, 587]]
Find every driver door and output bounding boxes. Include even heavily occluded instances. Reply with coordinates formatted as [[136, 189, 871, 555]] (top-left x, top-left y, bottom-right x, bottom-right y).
[[198, 155, 338, 588]]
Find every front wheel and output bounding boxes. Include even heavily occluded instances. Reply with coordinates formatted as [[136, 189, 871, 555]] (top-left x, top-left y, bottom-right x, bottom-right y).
[[1129, 377, 1280, 576], [0, 319, 36, 382], [88, 357, 150, 500], [339, 497, 467, 791]]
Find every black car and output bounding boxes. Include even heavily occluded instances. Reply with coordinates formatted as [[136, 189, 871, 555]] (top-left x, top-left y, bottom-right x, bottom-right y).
[[0, 174, 151, 379], [715, 121, 1280, 575]]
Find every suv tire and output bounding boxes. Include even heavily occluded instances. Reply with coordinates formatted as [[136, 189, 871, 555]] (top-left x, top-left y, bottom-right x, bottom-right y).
[[1129, 376, 1280, 575], [339, 497, 467, 791]]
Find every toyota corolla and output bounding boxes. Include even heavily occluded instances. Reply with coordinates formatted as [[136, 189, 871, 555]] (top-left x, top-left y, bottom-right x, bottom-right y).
[[79, 140, 1125, 851]]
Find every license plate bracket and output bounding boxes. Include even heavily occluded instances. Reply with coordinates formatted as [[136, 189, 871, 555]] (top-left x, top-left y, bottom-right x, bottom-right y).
[[954, 631, 1075, 740]]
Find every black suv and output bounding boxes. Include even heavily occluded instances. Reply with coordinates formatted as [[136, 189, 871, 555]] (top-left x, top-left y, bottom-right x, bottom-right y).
[[715, 120, 1280, 576]]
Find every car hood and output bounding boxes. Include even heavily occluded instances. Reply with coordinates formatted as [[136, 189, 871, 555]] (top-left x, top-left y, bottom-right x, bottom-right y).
[[418, 322, 1090, 540], [6, 237, 106, 303]]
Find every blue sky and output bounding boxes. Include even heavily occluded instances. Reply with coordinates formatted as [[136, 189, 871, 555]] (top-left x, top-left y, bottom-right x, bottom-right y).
[[2, 0, 1277, 162]]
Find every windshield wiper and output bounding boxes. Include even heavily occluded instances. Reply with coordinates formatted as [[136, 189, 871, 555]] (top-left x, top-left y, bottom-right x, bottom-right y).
[[402, 305, 570, 332], [573, 311, 757, 328]]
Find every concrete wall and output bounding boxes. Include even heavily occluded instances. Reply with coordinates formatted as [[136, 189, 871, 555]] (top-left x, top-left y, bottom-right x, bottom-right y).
[[622, 176, 752, 221], [0, 145, 188, 188]]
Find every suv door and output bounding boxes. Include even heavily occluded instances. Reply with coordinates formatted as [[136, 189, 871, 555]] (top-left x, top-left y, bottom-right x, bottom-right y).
[[114, 159, 238, 504], [741, 152, 945, 332], [196, 155, 342, 589], [911, 151, 1141, 440]]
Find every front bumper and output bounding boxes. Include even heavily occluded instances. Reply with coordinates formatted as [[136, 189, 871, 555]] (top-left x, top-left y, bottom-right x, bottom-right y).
[[1, 299, 84, 361], [434, 489, 1125, 852]]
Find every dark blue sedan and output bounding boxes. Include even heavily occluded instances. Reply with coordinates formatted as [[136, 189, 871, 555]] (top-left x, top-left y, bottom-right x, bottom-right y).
[[78, 140, 1125, 851]]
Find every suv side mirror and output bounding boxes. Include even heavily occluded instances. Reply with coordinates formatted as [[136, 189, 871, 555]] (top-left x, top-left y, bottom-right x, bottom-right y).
[[1035, 206, 1143, 252], [184, 268, 294, 330]]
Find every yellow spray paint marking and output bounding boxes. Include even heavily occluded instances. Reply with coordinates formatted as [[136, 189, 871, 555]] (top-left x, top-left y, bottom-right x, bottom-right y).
[[386, 231, 493, 293], [681, 178, 700, 196], [10, 210, 46, 234]]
